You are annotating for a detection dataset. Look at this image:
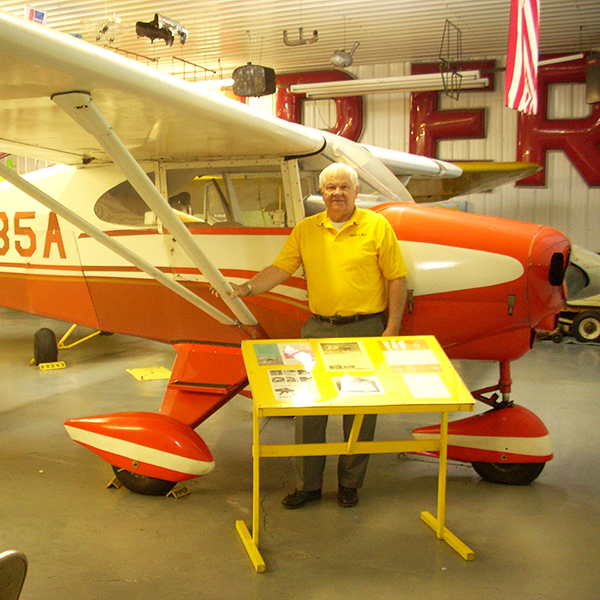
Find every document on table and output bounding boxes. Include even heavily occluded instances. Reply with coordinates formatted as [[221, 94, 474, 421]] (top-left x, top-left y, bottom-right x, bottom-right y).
[[253, 343, 316, 370], [267, 368, 320, 402], [402, 372, 451, 399], [318, 341, 374, 372], [380, 339, 442, 373]]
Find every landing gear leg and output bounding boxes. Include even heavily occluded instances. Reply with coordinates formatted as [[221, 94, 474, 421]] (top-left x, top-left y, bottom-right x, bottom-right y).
[[471, 360, 513, 409]]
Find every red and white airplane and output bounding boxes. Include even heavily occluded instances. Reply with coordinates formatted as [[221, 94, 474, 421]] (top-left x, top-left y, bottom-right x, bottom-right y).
[[0, 11, 595, 494]]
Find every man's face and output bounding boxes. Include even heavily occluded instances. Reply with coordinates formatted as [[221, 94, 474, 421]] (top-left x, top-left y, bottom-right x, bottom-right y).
[[320, 170, 359, 223]]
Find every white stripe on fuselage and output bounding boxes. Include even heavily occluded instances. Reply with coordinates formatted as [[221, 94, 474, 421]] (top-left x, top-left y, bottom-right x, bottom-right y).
[[413, 431, 552, 456], [0, 230, 524, 301], [399, 241, 524, 296], [65, 425, 215, 476]]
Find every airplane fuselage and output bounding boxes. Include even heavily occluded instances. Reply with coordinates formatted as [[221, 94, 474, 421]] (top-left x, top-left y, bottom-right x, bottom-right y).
[[0, 161, 569, 363]]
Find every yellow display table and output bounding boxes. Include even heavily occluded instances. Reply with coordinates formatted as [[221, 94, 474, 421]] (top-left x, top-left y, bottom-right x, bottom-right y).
[[236, 336, 475, 572]]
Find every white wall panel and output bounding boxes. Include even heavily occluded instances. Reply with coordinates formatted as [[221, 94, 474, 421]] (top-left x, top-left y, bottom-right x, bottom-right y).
[[260, 59, 599, 252]]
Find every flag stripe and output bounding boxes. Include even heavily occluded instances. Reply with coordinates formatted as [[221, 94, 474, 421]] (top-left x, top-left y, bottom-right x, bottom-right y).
[[505, 0, 540, 114]]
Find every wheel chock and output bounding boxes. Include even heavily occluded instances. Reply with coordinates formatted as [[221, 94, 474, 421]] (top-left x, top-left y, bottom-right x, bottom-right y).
[[167, 486, 191, 499], [106, 476, 123, 489], [37, 361, 66, 371]]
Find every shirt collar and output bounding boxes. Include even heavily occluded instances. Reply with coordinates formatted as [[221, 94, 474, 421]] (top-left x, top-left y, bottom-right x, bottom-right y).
[[317, 207, 361, 228]]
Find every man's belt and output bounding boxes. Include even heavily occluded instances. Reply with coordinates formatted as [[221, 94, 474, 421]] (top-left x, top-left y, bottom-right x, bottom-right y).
[[311, 312, 385, 325]]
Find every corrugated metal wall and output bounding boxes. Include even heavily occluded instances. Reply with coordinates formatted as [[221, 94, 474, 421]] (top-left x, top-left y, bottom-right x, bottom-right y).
[[257, 61, 600, 253]]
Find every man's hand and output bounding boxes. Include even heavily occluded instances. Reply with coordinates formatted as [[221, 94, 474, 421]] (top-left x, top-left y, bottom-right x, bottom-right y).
[[210, 265, 290, 300], [210, 282, 249, 299]]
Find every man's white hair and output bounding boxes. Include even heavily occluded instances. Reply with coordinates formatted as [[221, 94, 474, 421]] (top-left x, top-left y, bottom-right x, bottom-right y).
[[319, 163, 359, 189]]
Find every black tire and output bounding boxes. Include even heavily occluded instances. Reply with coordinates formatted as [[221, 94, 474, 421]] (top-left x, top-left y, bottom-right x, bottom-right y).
[[111, 465, 177, 496], [471, 461, 545, 485], [33, 328, 58, 365], [550, 332, 563, 343], [571, 310, 600, 343]]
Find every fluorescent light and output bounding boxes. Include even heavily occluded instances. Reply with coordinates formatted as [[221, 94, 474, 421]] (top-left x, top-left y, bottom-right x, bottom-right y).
[[538, 53, 584, 66], [289, 70, 489, 98], [194, 78, 234, 90]]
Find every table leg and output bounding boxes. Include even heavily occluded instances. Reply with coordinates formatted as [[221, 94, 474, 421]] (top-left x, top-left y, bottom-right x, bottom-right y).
[[421, 412, 475, 561], [252, 406, 261, 546], [236, 404, 266, 572], [437, 411, 448, 537], [346, 413, 364, 455]]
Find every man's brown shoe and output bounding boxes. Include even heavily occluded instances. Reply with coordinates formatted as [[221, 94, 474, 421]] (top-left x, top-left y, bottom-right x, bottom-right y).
[[282, 489, 322, 509], [338, 485, 359, 507]]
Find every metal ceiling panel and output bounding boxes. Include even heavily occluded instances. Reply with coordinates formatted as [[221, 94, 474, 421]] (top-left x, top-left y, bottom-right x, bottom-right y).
[[0, 0, 597, 81]]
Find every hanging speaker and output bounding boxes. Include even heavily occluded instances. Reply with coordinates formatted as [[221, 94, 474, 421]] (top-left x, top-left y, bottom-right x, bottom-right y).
[[232, 63, 276, 97]]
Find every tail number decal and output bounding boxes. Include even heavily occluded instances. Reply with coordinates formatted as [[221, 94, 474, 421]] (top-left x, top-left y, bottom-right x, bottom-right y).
[[0, 211, 66, 259]]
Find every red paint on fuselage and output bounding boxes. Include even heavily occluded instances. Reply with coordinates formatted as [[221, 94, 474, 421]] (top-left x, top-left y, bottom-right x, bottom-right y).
[[0, 203, 569, 364], [376, 203, 569, 361]]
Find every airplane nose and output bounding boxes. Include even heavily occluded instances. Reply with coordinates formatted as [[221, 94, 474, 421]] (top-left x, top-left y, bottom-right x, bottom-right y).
[[526, 225, 570, 328]]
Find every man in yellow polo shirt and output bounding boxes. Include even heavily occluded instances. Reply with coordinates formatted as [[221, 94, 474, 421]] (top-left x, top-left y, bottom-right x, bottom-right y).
[[229, 162, 408, 508]]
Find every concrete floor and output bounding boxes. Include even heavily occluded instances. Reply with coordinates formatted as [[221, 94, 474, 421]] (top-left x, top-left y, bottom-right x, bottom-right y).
[[0, 306, 598, 600]]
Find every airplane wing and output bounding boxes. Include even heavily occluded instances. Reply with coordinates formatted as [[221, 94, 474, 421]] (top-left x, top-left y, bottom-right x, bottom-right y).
[[405, 161, 542, 204], [362, 145, 463, 180], [0, 11, 325, 165], [363, 145, 541, 204]]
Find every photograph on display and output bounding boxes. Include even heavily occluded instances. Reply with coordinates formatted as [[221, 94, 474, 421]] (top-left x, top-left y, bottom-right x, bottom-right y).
[[318, 341, 374, 371], [333, 375, 384, 395], [253, 342, 315, 368], [267, 368, 320, 402]]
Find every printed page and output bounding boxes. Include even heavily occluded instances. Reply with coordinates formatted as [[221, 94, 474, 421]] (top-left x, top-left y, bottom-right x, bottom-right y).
[[318, 341, 374, 371], [380, 339, 441, 373]]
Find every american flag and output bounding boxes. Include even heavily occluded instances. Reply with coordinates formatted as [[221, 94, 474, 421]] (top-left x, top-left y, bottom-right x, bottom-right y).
[[505, 0, 540, 114]]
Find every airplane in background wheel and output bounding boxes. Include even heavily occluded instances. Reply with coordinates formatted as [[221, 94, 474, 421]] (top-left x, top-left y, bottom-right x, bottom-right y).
[[571, 310, 600, 343]]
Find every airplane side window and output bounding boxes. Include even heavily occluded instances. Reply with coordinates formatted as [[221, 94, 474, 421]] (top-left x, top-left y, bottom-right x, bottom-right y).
[[167, 171, 287, 228], [95, 174, 156, 227], [231, 176, 285, 227]]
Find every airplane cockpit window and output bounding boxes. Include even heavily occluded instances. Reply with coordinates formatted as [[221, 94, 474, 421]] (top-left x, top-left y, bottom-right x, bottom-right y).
[[94, 167, 288, 228], [166, 166, 287, 228], [93, 142, 411, 228], [94, 173, 156, 226]]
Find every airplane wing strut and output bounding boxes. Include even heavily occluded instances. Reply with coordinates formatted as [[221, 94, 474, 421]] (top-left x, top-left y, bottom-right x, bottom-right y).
[[0, 162, 239, 328], [51, 91, 259, 328]]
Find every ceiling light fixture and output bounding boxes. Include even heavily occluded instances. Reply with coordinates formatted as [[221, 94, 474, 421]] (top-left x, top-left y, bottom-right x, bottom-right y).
[[330, 41, 360, 68], [290, 70, 489, 98], [283, 27, 318, 46]]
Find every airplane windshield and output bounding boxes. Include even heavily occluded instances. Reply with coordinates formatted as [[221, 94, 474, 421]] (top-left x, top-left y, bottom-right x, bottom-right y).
[[321, 132, 414, 203], [297, 132, 414, 206]]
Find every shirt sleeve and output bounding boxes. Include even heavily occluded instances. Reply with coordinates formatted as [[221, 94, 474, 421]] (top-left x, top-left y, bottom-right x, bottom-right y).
[[378, 219, 408, 280], [272, 224, 303, 274]]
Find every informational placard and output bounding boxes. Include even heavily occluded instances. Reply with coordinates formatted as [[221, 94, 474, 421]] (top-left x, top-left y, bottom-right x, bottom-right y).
[[247, 336, 463, 405], [266, 367, 320, 402], [380, 339, 442, 373], [317, 341, 373, 371], [333, 374, 384, 395], [253, 343, 315, 369]]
